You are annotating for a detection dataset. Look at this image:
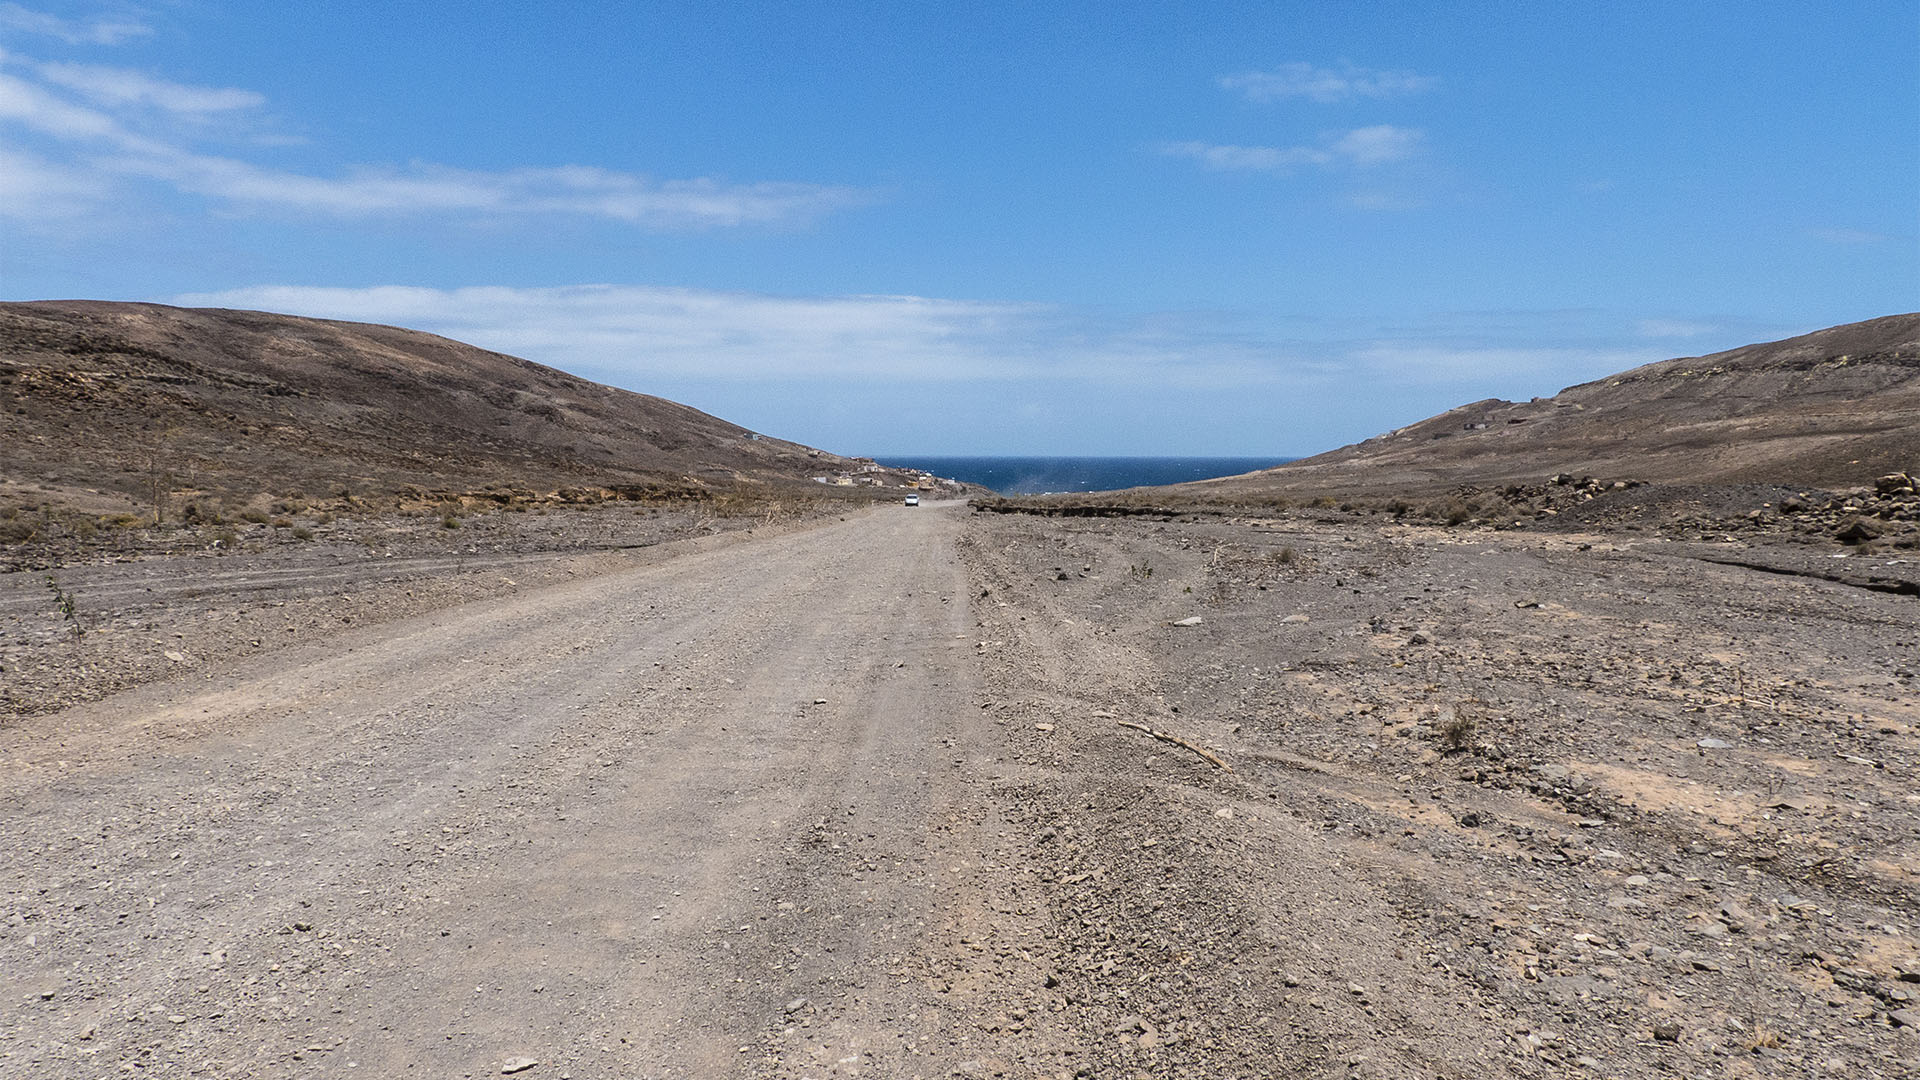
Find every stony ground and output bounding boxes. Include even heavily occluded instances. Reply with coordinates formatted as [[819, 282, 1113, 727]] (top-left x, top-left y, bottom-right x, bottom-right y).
[[0, 501, 802, 720], [2, 497, 1915, 1078], [955, 503, 1918, 1078]]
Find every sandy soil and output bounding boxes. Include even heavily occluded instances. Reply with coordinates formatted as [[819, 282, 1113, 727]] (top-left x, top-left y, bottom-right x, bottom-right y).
[[2, 500, 1915, 1078]]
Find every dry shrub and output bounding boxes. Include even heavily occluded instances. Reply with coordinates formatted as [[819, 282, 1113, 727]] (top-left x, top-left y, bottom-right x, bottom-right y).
[[1437, 705, 1478, 753]]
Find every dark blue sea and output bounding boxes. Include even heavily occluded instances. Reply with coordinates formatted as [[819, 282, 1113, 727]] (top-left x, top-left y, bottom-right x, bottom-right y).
[[876, 456, 1294, 495]]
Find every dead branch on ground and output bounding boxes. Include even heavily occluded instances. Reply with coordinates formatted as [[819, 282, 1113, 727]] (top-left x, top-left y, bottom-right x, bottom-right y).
[[1116, 720, 1232, 772]]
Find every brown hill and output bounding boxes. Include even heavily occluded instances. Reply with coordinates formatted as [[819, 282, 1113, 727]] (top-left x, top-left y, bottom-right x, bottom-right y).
[[0, 300, 876, 516], [1193, 313, 1920, 498]]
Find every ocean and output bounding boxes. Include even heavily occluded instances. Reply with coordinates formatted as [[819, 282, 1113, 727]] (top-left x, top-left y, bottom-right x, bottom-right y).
[[876, 456, 1295, 496]]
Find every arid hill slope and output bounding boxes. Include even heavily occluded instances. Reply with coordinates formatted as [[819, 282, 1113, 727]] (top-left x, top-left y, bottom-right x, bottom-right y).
[[0, 300, 868, 513], [1197, 313, 1920, 497]]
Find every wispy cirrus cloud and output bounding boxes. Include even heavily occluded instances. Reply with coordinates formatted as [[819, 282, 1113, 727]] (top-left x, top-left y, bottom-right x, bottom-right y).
[[0, 144, 108, 217], [1329, 125, 1423, 165], [1161, 124, 1422, 173], [0, 3, 150, 45], [170, 285, 1681, 411], [0, 44, 864, 227], [172, 283, 1294, 388], [34, 61, 266, 114], [1219, 62, 1436, 104], [110, 153, 863, 225]]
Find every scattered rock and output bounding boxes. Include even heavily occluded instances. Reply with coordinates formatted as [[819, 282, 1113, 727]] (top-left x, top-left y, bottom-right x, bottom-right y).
[[1836, 518, 1882, 544]]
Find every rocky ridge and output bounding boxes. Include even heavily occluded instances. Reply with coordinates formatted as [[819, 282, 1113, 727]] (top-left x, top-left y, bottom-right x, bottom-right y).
[[1190, 314, 1920, 499]]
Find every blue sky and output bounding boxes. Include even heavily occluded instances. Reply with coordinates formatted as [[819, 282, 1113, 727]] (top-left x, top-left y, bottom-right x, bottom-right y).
[[2, 2, 1915, 457]]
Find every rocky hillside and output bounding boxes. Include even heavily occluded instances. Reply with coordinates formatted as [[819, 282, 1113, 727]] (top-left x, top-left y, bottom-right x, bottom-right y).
[[1199, 313, 1920, 498], [0, 300, 882, 515]]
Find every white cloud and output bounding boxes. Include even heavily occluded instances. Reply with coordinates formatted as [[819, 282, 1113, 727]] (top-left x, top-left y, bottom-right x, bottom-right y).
[[1331, 125, 1421, 165], [35, 61, 266, 114], [169, 286, 1688, 409], [0, 47, 864, 228], [101, 152, 861, 225], [1161, 125, 1421, 173], [0, 66, 127, 140], [0, 3, 150, 45], [0, 144, 107, 217], [1219, 62, 1436, 104], [171, 284, 1290, 387]]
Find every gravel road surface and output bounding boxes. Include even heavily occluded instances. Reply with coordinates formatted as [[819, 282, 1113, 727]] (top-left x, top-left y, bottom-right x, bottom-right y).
[[2, 503, 1044, 1078], [6, 499, 1916, 1080]]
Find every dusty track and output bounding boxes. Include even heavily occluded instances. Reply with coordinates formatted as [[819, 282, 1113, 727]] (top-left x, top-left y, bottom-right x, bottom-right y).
[[1, 503, 1054, 1078], [5, 500, 1916, 1080]]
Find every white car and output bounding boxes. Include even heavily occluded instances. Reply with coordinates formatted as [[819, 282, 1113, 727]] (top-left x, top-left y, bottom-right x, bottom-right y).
[[904, 494, 920, 506]]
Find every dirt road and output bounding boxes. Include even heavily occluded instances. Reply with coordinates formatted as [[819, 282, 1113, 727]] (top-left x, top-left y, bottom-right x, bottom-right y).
[[1, 503, 1055, 1078], [6, 499, 1917, 1080]]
